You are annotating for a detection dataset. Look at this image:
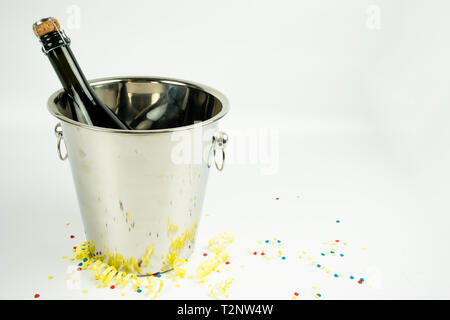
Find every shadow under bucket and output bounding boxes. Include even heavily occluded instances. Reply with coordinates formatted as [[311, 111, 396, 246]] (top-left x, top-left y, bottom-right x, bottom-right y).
[[47, 76, 229, 275]]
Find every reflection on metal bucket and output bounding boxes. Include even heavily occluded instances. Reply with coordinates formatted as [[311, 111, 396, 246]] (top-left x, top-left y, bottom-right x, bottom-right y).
[[47, 76, 229, 275]]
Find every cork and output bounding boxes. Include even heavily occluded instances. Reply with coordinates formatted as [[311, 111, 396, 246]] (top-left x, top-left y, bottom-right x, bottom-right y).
[[33, 18, 60, 37]]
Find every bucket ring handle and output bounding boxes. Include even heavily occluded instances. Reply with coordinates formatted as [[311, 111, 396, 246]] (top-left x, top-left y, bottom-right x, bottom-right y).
[[208, 131, 228, 171], [54, 123, 68, 161]]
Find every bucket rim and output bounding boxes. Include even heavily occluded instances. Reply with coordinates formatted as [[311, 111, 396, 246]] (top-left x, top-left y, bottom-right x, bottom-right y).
[[47, 76, 230, 134]]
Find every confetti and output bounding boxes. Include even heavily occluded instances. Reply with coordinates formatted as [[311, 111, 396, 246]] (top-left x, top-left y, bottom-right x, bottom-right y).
[[34, 294, 40, 298], [70, 235, 75, 239], [48, 276, 53, 280]]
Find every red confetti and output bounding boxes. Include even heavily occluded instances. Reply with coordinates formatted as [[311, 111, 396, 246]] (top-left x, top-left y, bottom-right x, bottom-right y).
[[77, 267, 82, 271], [203, 253, 207, 257], [73, 246, 77, 250], [225, 261, 230, 265], [110, 285, 115, 289], [70, 235, 75, 239], [294, 292, 299, 296], [335, 240, 340, 243], [275, 197, 279, 200], [253, 252, 257, 255], [34, 294, 40, 298], [357, 280, 363, 284], [261, 252, 265, 256]]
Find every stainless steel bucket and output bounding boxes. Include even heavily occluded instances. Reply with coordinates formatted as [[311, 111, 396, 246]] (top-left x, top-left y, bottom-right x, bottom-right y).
[[47, 76, 229, 275]]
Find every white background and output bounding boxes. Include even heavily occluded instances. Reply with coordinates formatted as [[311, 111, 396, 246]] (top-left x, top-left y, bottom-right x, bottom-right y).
[[1, 0, 450, 299]]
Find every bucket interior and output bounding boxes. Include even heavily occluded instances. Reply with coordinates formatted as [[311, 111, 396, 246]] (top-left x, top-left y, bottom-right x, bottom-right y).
[[51, 77, 226, 130]]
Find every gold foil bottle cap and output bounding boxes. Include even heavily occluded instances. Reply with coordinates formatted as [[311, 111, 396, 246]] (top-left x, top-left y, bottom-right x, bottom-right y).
[[33, 17, 61, 37]]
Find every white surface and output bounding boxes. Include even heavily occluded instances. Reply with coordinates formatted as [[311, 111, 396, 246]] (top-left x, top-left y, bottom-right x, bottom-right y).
[[1, 0, 450, 299]]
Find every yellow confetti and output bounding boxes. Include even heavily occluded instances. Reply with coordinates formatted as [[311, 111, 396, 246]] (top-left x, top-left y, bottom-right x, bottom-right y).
[[210, 278, 234, 300], [66, 276, 72, 280], [82, 289, 88, 294], [62, 256, 67, 259], [48, 276, 53, 280], [65, 222, 70, 226]]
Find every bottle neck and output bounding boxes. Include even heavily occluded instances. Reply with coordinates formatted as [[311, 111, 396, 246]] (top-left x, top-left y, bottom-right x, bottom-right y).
[[41, 31, 94, 99]]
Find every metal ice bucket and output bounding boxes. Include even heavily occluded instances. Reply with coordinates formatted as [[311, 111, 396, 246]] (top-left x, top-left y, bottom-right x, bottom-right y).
[[47, 76, 229, 275]]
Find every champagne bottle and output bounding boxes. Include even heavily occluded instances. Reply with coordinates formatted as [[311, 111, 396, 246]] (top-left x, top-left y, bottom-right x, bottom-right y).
[[33, 17, 130, 130]]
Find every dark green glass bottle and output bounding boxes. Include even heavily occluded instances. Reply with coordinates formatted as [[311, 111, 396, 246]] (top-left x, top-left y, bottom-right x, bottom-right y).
[[33, 17, 130, 130]]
